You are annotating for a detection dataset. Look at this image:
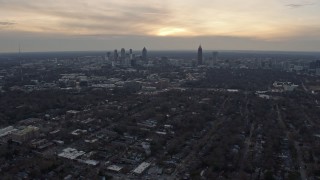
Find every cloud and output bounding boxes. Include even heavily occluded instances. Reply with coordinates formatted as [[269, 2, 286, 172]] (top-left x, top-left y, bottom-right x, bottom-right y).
[[0, 0, 173, 35], [0, 21, 15, 26], [1, 30, 320, 53], [1, 0, 320, 52], [282, 0, 316, 8], [0, 21, 15, 30], [286, 3, 314, 8]]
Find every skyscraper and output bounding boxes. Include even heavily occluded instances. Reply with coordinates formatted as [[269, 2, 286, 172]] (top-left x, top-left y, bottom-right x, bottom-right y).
[[210, 51, 218, 67], [197, 45, 203, 65], [121, 48, 126, 59], [120, 48, 126, 66], [114, 49, 118, 61], [106, 52, 111, 61], [142, 47, 147, 62]]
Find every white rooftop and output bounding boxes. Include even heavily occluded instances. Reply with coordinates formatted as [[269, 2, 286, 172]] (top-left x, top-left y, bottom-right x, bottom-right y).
[[133, 162, 151, 174], [0, 126, 17, 138], [78, 159, 99, 166], [107, 165, 123, 172], [58, 148, 85, 160]]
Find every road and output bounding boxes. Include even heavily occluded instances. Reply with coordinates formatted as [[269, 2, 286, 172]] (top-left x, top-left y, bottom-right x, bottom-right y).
[[239, 122, 254, 172], [238, 96, 254, 175], [276, 105, 307, 180]]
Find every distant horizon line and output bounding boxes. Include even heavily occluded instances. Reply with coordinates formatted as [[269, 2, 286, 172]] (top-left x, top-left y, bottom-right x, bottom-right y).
[[1, 49, 320, 55]]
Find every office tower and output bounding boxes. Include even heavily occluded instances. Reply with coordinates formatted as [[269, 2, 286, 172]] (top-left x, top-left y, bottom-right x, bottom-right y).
[[120, 48, 126, 66], [121, 48, 126, 59], [129, 49, 133, 60], [106, 52, 111, 61], [310, 60, 320, 76], [125, 53, 131, 67], [114, 49, 118, 61], [211, 51, 218, 67], [142, 47, 147, 61], [198, 45, 203, 65]]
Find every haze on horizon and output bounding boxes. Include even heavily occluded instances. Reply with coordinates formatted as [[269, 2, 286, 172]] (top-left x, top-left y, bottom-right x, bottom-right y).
[[0, 0, 320, 53]]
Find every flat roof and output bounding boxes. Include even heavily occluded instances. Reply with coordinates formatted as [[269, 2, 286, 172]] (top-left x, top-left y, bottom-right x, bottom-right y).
[[58, 148, 85, 160], [107, 165, 123, 172], [14, 126, 39, 136], [0, 126, 17, 137], [78, 159, 99, 166], [133, 162, 151, 174]]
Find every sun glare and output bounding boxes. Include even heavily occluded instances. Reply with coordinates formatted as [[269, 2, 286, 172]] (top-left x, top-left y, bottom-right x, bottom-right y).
[[156, 27, 188, 36]]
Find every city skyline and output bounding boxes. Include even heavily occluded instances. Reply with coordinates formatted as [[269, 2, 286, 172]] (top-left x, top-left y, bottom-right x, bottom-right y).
[[1, 0, 320, 52]]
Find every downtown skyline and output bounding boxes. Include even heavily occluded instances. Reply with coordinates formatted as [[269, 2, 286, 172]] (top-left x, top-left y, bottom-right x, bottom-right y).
[[0, 0, 320, 52]]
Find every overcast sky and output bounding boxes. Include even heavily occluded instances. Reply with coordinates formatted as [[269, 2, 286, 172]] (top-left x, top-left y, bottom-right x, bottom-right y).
[[0, 0, 320, 52]]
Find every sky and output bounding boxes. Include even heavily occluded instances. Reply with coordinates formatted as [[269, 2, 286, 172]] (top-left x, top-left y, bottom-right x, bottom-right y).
[[0, 0, 320, 52]]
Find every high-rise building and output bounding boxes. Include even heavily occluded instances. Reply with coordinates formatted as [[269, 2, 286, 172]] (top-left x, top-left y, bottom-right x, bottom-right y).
[[210, 51, 218, 67], [310, 60, 320, 69], [129, 49, 133, 60], [310, 60, 320, 76], [142, 47, 147, 61], [121, 48, 126, 59], [197, 45, 203, 65], [120, 48, 126, 66], [106, 52, 111, 61], [114, 49, 118, 61], [125, 53, 131, 67]]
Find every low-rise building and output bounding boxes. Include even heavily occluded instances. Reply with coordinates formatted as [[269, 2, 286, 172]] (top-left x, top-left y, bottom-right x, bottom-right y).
[[273, 81, 299, 92], [133, 162, 151, 175], [58, 147, 85, 160], [0, 126, 18, 142], [11, 126, 39, 142], [107, 165, 123, 173]]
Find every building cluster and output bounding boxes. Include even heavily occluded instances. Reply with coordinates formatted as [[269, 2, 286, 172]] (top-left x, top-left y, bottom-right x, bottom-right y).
[[106, 47, 148, 67], [0, 125, 39, 143], [197, 45, 219, 67], [272, 81, 299, 92], [0, 101, 179, 179], [0, 48, 320, 179]]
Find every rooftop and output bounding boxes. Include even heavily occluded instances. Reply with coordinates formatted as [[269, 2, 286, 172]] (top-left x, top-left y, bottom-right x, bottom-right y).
[[107, 165, 123, 172], [0, 126, 17, 138], [14, 126, 39, 136], [58, 147, 85, 160], [133, 162, 151, 174]]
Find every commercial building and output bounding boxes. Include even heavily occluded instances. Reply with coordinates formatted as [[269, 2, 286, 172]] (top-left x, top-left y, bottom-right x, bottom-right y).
[[107, 165, 123, 173], [0, 126, 18, 142], [58, 147, 85, 160], [198, 45, 203, 65], [133, 162, 151, 175], [210, 51, 218, 67], [0, 126, 17, 138], [273, 81, 299, 92], [11, 126, 39, 142], [142, 47, 147, 62], [114, 49, 118, 61]]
